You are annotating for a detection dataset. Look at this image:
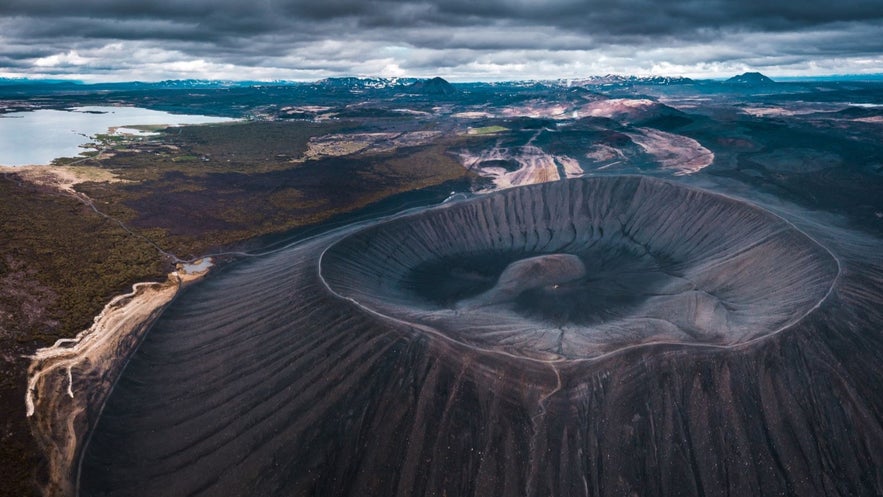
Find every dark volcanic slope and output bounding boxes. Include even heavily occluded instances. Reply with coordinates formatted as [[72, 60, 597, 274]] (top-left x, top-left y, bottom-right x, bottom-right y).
[[80, 177, 883, 497]]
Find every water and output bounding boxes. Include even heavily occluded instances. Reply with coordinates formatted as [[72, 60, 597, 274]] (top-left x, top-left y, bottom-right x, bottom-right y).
[[0, 106, 235, 166], [180, 258, 214, 274]]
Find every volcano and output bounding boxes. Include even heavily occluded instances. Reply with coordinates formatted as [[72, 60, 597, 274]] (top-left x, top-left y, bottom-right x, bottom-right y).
[[79, 176, 883, 497]]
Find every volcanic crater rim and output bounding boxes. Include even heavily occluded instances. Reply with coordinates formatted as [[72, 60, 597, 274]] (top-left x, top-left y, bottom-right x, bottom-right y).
[[318, 176, 840, 361]]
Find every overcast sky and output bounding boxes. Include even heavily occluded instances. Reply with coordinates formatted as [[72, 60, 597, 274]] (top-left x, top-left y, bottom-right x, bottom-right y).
[[1, 0, 882, 82]]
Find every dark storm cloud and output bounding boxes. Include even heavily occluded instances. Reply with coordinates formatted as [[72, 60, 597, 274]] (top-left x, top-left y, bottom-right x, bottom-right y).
[[427, 0, 883, 31], [2, 0, 882, 80], [4, 0, 882, 39]]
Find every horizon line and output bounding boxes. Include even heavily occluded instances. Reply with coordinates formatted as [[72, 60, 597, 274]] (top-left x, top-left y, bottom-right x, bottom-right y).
[[2, 72, 883, 86]]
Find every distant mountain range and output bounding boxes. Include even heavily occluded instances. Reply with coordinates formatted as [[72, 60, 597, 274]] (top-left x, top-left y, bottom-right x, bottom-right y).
[[0, 78, 237, 87], [3, 73, 882, 105], [316, 77, 417, 90], [567, 75, 695, 86], [4, 73, 883, 93]]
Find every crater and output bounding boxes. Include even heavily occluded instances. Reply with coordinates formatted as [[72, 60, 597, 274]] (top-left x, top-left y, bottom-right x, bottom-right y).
[[80, 175, 879, 497], [320, 176, 838, 360]]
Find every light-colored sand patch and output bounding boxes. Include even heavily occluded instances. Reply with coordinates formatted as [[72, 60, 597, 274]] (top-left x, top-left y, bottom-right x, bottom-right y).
[[277, 105, 337, 120], [26, 267, 209, 497], [108, 126, 159, 136], [301, 134, 381, 160], [624, 127, 714, 175], [656, 97, 712, 110], [741, 106, 800, 117], [453, 111, 495, 119], [296, 131, 441, 162], [500, 101, 570, 119], [1, 165, 129, 194], [456, 144, 577, 190], [739, 106, 828, 117], [577, 99, 656, 121], [393, 131, 442, 147], [392, 108, 433, 116], [280, 105, 332, 113], [558, 156, 584, 178], [585, 144, 626, 163]]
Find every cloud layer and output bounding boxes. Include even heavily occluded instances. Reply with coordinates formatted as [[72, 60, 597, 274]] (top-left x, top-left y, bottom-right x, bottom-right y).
[[1, 0, 882, 81]]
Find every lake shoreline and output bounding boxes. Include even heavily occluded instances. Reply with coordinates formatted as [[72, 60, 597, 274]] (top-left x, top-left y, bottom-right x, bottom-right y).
[[0, 106, 235, 167]]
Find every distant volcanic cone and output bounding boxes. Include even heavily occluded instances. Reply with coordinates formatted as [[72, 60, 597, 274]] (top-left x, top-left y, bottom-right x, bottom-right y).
[[726, 72, 776, 85], [407, 76, 458, 95]]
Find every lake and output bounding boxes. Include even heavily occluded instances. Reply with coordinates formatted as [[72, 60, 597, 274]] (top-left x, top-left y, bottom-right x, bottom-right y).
[[0, 106, 235, 167]]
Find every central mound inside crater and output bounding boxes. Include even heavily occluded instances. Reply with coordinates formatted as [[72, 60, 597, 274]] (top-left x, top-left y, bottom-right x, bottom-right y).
[[321, 176, 837, 360], [419, 249, 673, 327]]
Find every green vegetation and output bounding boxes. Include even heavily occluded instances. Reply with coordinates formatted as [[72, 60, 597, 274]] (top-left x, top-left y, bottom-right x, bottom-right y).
[[469, 125, 508, 135], [91, 133, 126, 144], [124, 124, 168, 132], [0, 178, 168, 343], [0, 175, 168, 497], [165, 121, 354, 174]]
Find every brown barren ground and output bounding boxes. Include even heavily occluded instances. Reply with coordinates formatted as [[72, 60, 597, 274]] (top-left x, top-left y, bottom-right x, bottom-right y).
[[27, 268, 207, 496]]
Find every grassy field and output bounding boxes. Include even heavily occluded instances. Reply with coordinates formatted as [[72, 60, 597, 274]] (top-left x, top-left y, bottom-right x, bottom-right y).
[[468, 125, 509, 135]]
